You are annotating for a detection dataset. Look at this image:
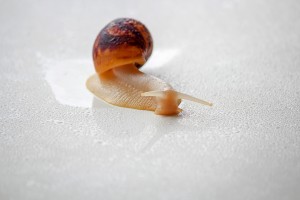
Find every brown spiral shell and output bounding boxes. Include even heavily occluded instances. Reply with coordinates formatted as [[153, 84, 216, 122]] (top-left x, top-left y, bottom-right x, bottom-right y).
[[93, 18, 153, 74]]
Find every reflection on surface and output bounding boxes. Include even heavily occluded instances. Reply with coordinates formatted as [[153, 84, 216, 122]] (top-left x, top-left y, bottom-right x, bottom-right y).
[[91, 98, 201, 153], [139, 114, 201, 153], [139, 116, 177, 153], [144, 48, 180, 69], [43, 58, 94, 107]]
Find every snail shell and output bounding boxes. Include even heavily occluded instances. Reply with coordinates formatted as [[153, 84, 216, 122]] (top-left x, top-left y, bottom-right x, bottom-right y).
[[93, 18, 153, 74], [86, 18, 212, 115]]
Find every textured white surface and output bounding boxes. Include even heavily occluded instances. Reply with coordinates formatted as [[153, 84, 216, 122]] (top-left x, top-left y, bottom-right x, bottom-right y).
[[1, 0, 300, 200]]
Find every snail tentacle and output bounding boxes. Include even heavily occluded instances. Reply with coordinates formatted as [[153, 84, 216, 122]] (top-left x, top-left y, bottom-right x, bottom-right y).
[[141, 90, 213, 106]]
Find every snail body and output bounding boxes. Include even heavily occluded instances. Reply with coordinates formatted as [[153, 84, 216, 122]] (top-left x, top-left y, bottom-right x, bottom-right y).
[[86, 18, 212, 115]]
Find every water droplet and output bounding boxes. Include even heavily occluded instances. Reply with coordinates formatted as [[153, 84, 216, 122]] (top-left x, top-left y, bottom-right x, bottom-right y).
[[53, 120, 64, 125]]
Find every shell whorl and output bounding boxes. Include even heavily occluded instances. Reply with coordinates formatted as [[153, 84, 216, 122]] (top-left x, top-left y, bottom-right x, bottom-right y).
[[93, 18, 153, 74]]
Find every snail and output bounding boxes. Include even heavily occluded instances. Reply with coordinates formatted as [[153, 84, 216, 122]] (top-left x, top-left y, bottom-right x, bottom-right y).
[[86, 18, 212, 115]]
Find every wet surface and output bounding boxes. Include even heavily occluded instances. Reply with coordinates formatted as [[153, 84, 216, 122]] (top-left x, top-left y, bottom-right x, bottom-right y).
[[42, 48, 180, 108], [1, 0, 300, 200]]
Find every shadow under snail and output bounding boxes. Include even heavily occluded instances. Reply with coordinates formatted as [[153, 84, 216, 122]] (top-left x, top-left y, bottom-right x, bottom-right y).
[[86, 18, 212, 115]]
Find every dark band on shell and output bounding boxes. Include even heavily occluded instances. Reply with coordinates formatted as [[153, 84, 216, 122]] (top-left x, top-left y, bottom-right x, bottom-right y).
[[93, 18, 153, 63]]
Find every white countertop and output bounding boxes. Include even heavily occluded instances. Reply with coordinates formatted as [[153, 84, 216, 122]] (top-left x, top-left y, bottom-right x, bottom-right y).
[[1, 0, 299, 199]]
